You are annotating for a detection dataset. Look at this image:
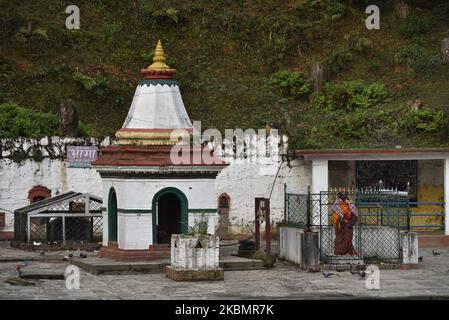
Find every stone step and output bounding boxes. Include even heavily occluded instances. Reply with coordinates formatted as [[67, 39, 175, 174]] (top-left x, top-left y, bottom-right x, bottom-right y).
[[99, 246, 170, 261], [148, 244, 171, 252]]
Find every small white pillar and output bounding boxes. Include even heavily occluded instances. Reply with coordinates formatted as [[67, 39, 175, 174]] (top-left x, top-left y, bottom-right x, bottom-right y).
[[311, 159, 329, 194], [311, 159, 329, 225], [444, 158, 449, 235]]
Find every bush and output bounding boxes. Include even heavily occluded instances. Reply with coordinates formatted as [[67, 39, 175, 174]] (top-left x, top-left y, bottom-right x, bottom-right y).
[[398, 15, 432, 38], [326, 0, 346, 21], [0, 103, 58, 138], [315, 80, 389, 112], [72, 72, 109, 100], [324, 46, 353, 76], [344, 0, 389, 9], [405, 108, 447, 134], [394, 45, 439, 73], [101, 22, 122, 45], [405, 0, 445, 9], [152, 7, 182, 26], [433, 3, 449, 22], [188, 212, 209, 236], [269, 71, 312, 98], [78, 121, 93, 137], [295, 0, 346, 22]]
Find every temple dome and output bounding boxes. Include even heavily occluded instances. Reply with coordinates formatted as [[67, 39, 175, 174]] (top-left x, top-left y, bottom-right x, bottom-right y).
[[116, 40, 193, 146]]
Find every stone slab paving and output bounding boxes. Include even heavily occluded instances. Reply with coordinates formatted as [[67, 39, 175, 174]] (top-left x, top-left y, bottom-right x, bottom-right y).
[[0, 241, 449, 299]]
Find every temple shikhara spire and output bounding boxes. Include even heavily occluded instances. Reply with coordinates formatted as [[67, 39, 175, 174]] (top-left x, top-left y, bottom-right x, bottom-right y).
[[115, 40, 192, 145]]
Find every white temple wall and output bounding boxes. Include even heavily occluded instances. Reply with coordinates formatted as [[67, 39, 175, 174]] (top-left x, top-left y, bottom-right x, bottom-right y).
[[0, 136, 310, 239], [216, 158, 311, 235], [0, 137, 110, 235]]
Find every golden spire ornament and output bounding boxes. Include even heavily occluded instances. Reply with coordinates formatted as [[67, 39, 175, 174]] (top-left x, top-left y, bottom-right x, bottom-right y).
[[148, 40, 169, 70], [141, 39, 176, 80]]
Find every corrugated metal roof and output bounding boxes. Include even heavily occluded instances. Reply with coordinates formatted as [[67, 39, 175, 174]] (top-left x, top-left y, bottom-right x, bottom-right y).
[[14, 191, 102, 215]]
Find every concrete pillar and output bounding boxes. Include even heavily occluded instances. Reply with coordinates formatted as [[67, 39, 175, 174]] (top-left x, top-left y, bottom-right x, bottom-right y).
[[312, 159, 328, 225], [400, 231, 419, 266], [301, 231, 320, 271], [444, 158, 449, 235], [311, 159, 329, 194]]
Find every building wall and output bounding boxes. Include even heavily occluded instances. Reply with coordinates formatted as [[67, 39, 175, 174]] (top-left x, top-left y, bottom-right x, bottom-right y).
[[0, 137, 309, 240], [412, 160, 444, 230], [0, 137, 112, 235], [100, 177, 220, 249], [215, 158, 311, 236]]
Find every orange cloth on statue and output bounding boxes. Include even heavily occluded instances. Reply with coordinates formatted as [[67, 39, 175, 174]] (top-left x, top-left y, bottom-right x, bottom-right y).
[[332, 202, 351, 231]]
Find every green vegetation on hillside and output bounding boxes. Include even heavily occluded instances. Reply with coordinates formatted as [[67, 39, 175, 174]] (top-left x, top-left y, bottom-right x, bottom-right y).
[[1, 0, 449, 149]]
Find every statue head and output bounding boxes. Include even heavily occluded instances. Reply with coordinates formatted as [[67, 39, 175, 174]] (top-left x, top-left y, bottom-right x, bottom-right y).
[[338, 191, 349, 201]]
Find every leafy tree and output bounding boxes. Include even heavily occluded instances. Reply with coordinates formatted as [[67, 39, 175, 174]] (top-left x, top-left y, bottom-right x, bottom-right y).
[[0, 103, 58, 138]]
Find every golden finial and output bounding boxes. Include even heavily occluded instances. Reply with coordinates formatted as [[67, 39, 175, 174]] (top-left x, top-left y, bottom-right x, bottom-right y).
[[148, 40, 169, 70]]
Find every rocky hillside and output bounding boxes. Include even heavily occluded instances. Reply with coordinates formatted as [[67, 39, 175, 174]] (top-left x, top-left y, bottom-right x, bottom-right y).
[[1, 0, 449, 149]]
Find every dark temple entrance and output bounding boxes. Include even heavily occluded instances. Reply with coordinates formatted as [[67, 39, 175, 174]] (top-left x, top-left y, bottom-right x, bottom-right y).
[[156, 193, 181, 244]]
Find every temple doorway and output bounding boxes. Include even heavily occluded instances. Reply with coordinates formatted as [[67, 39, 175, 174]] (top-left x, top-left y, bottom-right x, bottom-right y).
[[156, 193, 182, 244]]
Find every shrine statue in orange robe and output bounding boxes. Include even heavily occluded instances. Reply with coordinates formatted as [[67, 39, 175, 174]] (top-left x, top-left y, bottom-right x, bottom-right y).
[[331, 192, 359, 256]]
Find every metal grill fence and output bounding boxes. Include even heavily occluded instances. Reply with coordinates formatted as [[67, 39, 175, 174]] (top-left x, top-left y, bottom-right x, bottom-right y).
[[28, 215, 103, 243], [284, 186, 410, 262]]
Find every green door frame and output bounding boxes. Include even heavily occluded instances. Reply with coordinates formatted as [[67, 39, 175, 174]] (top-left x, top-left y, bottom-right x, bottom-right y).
[[152, 187, 188, 244], [108, 187, 118, 242]]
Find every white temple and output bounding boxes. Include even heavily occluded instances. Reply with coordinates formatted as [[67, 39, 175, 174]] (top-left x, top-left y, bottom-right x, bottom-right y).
[[93, 41, 227, 260]]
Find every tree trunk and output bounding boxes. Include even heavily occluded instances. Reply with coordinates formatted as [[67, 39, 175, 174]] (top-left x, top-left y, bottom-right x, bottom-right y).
[[442, 38, 449, 64], [311, 62, 325, 93], [394, 0, 410, 19]]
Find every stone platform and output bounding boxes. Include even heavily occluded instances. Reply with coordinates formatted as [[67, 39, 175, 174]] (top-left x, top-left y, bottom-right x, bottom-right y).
[[419, 235, 449, 248], [166, 266, 224, 281], [71, 255, 264, 275]]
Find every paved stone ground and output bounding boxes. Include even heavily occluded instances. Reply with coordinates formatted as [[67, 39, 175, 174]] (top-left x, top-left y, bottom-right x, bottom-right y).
[[0, 241, 448, 299]]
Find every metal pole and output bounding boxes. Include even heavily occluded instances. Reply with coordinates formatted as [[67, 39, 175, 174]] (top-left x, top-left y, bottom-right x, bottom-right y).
[[255, 198, 260, 251], [62, 214, 66, 244], [265, 199, 271, 254], [284, 183, 287, 223], [307, 185, 311, 230], [27, 215, 31, 244]]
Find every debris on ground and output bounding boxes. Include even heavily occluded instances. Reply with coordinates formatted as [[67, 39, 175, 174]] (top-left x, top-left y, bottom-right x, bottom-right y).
[[252, 250, 277, 268], [5, 277, 36, 286]]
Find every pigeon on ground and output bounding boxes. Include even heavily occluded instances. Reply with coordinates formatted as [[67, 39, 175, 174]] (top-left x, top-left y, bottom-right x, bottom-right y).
[[68, 253, 74, 258], [418, 256, 423, 262], [432, 250, 441, 256], [80, 253, 87, 259], [322, 272, 334, 278]]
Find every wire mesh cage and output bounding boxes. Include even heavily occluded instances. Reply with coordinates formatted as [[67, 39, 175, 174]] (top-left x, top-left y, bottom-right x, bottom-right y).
[[14, 192, 103, 244]]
